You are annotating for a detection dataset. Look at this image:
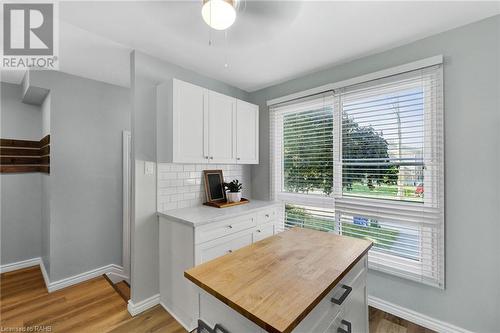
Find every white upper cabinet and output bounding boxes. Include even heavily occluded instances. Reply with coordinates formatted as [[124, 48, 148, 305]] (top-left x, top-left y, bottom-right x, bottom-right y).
[[158, 78, 259, 164], [236, 100, 259, 164], [207, 91, 236, 164], [172, 79, 208, 163]]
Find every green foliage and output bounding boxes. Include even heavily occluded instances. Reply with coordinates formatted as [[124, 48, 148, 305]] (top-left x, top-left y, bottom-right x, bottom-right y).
[[285, 204, 335, 232], [285, 204, 399, 250], [283, 108, 333, 195], [342, 114, 395, 189], [282, 108, 397, 196], [224, 179, 242, 193]]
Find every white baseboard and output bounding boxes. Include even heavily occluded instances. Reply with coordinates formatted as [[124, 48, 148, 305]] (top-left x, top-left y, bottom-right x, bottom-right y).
[[105, 264, 129, 284], [47, 264, 125, 292], [368, 296, 473, 333], [39, 259, 50, 289], [160, 301, 196, 332], [1, 259, 127, 294], [127, 293, 160, 316], [0, 257, 41, 273]]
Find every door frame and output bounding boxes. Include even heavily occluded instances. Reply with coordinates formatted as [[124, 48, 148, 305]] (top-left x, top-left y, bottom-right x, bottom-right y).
[[122, 130, 132, 283]]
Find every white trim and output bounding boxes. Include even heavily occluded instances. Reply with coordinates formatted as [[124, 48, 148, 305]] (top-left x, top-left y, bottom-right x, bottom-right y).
[[267, 55, 443, 106], [368, 296, 473, 333], [47, 264, 124, 292], [0, 257, 41, 273], [39, 259, 50, 289], [106, 265, 128, 284], [1, 259, 126, 293], [160, 301, 196, 332], [127, 293, 160, 316], [122, 130, 132, 283]]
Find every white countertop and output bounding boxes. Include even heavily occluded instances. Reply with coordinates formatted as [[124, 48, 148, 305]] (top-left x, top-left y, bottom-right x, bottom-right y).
[[157, 200, 282, 226]]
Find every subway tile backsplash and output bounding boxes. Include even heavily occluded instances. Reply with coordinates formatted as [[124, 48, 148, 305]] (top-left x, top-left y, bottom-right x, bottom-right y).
[[157, 163, 252, 211]]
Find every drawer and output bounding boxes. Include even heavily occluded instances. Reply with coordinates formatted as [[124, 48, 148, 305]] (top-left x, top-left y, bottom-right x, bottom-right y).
[[291, 256, 366, 333], [197, 214, 257, 244], [253, 224, 274, 242], [324, 309, 344, 333], [325, 274, 367, 333], [256, 206, 278, 225], [199, 232, 253, 263]]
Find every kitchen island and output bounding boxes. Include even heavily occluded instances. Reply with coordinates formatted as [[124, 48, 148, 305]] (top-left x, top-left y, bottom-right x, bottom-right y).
[[185, 228, 372, 333], [159, 200, 284, 331]]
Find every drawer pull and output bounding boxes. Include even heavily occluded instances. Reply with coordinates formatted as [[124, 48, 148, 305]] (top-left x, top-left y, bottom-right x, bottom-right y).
[[256, 229, 261, 233], [227, 225, 233, 229], [227, 250, 233, 253], [198, 319, 231, 333], [337, 320, 351, 333], [265, 214, 270, 218], [331, 285, 352, 305]]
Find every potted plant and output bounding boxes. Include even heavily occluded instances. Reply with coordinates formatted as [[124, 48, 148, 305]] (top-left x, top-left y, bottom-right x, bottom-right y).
[[224, 179, 242, 203]]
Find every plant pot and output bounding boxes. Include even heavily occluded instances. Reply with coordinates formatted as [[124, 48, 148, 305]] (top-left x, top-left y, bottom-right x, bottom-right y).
[[226, 191, 242, 203]]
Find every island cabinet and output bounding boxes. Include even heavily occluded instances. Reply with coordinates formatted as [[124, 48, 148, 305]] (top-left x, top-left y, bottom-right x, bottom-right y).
[[157, 78, 259, 164], [185, 228, 373, 333], [158, 201, 284, 331]]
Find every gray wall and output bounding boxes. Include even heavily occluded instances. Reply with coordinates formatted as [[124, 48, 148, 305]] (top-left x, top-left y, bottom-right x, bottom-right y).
[[29, 71, 131, 281], [0, 82, 42, 265], [130, 51, 251, 304], [249, 16, 500, 332]]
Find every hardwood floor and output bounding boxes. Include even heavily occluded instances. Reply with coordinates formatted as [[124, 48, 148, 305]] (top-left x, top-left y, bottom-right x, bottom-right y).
[[114, 281, 131, 302], [0, 266, 186, 333], [369, 306, 436, 333], [1, 265, 433, 333]]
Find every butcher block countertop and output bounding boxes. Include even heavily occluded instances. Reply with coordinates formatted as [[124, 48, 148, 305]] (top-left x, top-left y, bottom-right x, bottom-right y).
[[184, 228, 372, 333]]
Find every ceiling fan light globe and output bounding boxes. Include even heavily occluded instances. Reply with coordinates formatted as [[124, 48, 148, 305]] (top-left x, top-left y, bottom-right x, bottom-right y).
[[202, 0, 236, 30]]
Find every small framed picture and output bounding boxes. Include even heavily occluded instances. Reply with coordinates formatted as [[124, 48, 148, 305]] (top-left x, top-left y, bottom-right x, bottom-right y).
[[203, 170, 226, 203]]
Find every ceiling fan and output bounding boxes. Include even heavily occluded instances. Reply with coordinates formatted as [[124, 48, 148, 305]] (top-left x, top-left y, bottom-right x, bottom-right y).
[[201, 0, 304, 31]]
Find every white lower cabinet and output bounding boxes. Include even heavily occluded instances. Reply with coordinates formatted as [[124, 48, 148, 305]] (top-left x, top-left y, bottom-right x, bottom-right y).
[[199, 231, 254, 263], [159, 202, 284, 331], [253, 224, 274, 242]]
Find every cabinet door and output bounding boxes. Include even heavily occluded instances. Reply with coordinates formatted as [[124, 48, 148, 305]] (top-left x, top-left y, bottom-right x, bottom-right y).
[[236, 100, 259, 164], [173, 79, 208, 163], [208, 91, 236, 164]]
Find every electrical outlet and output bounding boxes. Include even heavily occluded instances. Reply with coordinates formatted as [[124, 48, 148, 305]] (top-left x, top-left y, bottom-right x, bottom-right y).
[[144, 161, 155, 176]]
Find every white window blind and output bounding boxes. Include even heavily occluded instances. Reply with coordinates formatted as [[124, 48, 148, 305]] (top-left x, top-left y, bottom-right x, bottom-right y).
[[270, 64, 444, 288]]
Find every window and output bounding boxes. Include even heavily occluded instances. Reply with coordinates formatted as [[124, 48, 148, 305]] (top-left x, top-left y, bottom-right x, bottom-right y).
[[270, 63, 444, 288]]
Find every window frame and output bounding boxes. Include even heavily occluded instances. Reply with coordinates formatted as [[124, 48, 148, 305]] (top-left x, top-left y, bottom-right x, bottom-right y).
[[270, 60, 444, 288]]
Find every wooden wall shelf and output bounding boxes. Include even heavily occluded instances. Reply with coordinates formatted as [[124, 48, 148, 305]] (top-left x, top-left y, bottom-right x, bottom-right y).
[[0, 135, 50, 173]]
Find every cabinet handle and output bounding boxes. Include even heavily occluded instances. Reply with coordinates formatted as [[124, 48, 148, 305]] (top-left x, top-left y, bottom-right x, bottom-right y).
[[331, 285, 352, 305], [228, 225, 233, 229], [204, 156, 209, 159], [256, 229, 261, 233], [210, 156, 214, 160], [237, 157, 240, 160], [198, 320, 231, 333], [227, 249, 233, 253], [265, 214, 270, 218], [337, 320, 352, 333]]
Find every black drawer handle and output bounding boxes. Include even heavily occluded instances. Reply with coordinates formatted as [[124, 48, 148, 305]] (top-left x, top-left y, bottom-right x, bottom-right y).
[[198, 319, 230, 333], [331, 285, 352, 305], [337, 320, 352, 333]]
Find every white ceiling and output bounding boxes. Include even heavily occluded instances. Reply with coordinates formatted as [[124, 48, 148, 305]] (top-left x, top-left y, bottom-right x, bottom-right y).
[[2, 1, 500, 91]]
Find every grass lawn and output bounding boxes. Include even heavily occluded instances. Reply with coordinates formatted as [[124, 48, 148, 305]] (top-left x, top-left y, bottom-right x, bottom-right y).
[[345, 183, 422, 202], [285, 205, 400, 250], [341, 223, 399, 250]]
